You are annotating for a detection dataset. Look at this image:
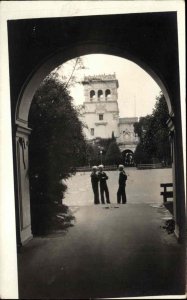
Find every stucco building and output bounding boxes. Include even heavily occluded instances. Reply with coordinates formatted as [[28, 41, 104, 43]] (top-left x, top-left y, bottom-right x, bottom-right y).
[[79, 74, 139, 161]]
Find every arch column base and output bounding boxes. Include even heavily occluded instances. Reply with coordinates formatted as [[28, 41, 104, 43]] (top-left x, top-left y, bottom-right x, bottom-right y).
[[20, 226, 33, 245]]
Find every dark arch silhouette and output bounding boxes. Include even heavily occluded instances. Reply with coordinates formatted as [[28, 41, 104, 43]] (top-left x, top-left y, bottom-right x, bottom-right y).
[[90, 90, 95, 101], [105, 89, 111, 100], [122, 149, 134, 166], [8, 13, 185, 244], [98, 89, 104, 101]]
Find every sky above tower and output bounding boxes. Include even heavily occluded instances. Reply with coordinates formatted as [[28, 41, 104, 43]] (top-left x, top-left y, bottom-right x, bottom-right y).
[[56, 54, 161, 118]]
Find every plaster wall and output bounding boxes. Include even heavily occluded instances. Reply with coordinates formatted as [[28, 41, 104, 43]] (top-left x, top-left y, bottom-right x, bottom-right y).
[[117, 122, 139, 145], [16, 125, 32, 243], [81, 111, 119, 139]]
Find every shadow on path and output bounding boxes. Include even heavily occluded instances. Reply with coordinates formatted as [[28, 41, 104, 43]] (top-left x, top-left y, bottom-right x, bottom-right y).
[[18, 204, 185, 299]]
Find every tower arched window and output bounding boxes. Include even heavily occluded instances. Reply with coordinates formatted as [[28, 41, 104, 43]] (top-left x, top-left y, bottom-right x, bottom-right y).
[[90, 90, 95, 101], [105, 89, 111, 100], [98, 90, 104, 101]]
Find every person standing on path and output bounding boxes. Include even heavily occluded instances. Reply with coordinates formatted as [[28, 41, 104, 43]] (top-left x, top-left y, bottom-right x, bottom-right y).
[[98, 165, 110, 204], [90, 166, 100, 204], [117, 164, 127, 204]]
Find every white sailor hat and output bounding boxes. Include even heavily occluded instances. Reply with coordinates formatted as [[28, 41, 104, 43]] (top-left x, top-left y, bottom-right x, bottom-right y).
[[92, 166, 98, 170]]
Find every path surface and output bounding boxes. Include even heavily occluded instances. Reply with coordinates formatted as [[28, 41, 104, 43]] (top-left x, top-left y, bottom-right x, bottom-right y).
[[18, 203, 185, 299], [63, 168, 172, 206]]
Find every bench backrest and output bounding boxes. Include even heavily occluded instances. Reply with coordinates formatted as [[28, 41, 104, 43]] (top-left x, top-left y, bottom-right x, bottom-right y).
[[160, 183, 173, 188]]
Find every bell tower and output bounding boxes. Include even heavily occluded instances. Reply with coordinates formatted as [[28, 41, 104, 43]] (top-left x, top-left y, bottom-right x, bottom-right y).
[[80, 73, 119, 140]]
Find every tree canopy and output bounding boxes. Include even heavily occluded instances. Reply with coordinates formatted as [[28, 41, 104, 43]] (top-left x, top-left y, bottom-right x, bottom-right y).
[[28, 74, 87, 233], [105, 141, 122, 165], [133, 92, 171, 165], [83, 136, 117, 166]]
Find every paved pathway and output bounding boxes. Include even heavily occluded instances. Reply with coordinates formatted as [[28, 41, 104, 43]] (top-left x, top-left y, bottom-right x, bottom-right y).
[[18, 203, 185, 299], [63, 168, 172, 206]]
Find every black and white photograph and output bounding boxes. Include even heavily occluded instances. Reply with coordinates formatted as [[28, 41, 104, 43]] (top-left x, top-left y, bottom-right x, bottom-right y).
[[0, 1, 186, 299]]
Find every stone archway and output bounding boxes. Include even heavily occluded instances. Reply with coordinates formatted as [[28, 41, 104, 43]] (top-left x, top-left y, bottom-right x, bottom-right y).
[[122, 149, 134, 167], [11, 15, 183, 242], [15, 46, 176, 244]]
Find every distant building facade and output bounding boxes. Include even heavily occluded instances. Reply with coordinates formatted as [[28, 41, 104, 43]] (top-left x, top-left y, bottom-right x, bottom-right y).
[[79, 74, 139, 164], [79, 74, 120, 139]]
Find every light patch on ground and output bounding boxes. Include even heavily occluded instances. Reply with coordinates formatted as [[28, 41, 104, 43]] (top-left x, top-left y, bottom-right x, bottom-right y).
[[63, 168, 172, 206]]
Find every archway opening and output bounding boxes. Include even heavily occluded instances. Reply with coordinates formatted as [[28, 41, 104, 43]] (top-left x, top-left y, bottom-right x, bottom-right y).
[[105, 89, 111, 101], [90, 90, 96, 101], [23, 55, 172, 216], [122, 149, 134, 166], [16, 51, 175, 241], [15, 51, 183, 300], [98, 89, 104, 101]]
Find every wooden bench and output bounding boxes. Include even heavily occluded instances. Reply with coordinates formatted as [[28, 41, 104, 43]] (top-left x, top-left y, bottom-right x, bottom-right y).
[[160, 183, 173, 203]]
